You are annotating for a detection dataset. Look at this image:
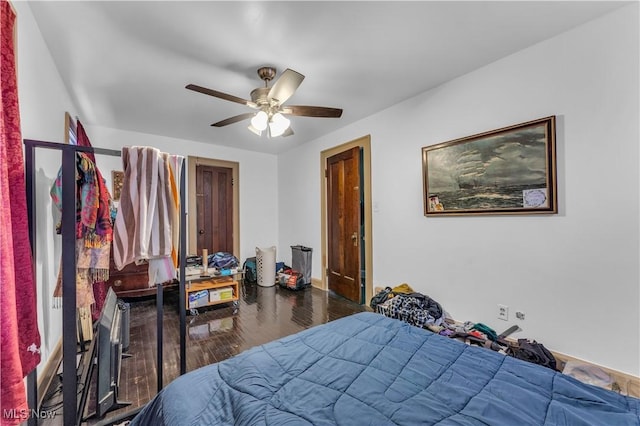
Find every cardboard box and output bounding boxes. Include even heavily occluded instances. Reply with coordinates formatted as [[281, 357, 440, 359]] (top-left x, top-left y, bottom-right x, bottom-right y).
[[189, 290, 209, 309], [209, 286, 233, 302]]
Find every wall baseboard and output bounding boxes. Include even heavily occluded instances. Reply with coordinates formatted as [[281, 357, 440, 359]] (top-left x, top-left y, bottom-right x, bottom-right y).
[[36, 338, 62, 409], [311, 277, 322, 289]]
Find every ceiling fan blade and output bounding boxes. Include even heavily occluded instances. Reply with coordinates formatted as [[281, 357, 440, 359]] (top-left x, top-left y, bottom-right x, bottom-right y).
[[186, 84, 254, 107], [211, 112, 255, 127], [268, 69, 304, 105], [282, 105, 343, 118]]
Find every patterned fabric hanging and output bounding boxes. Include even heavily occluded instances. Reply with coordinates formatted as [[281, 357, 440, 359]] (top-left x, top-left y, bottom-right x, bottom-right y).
[[0, 1, 42, 422], [49, 122, 116, 316]]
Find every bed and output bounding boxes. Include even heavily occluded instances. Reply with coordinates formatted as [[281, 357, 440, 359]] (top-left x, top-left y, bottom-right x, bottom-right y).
[[131, 312, 640, 425]]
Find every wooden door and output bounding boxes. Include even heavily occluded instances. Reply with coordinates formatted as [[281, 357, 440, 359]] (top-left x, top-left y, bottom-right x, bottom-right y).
[[196, 165, 233, 254], [327, 147, 361, 303]]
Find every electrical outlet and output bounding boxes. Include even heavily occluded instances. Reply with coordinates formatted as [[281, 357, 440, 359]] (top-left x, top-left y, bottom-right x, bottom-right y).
[[497, 304, 509, 321]]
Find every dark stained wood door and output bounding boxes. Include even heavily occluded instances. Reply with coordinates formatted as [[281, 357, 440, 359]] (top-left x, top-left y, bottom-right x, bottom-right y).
[[196, 165, 233, 254], [327, 147, 361, 303]]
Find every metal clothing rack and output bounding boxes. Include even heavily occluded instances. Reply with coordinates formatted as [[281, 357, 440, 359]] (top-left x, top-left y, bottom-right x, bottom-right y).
[[24, 140, 188, 426]]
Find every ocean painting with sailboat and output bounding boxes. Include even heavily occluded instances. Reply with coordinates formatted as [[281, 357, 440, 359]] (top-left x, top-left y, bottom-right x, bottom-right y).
[[422, 116, 557, 216]]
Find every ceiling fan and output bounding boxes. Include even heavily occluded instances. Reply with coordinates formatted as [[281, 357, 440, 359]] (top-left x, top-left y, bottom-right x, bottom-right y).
[[186, 67, 343, 138]]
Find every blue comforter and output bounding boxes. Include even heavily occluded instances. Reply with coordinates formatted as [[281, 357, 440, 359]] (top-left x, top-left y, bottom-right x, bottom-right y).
[[131, 312, 640, 425]]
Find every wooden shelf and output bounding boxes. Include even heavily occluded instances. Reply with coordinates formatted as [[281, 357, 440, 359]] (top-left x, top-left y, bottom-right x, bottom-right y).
[[186, 277, 238, 312]]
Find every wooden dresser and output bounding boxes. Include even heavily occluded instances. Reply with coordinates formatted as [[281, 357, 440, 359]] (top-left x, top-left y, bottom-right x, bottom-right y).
[[105, 247, 177, 298]]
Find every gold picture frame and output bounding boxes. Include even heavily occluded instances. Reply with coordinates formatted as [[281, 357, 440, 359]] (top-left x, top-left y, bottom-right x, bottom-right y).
[[422, 116, 557, 216], [112, 171, 124, 201]]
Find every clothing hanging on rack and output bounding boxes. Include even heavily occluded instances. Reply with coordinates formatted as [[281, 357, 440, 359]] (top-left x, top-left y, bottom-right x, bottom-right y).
[[50, 121, 115, 314], [0, 1, 41, 422], [78, 121, 114, 319], [113, 146, 184, 286], [24, 138, 188, 425], [167, 154, 183, 268]]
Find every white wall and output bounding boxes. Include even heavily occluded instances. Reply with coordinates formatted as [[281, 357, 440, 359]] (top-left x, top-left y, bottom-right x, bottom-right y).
[[14, 1, 79, 369], [84, 125, 279, 263], [278, 4, 639, 375]]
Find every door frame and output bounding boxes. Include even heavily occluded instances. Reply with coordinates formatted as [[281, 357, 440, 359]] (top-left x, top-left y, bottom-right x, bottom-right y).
[[320, 135, 373, 305], [187, 156, 240, 258]]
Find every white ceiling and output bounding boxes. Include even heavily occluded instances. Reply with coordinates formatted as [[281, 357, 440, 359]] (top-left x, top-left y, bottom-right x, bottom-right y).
[[27, 1, 628, 155]]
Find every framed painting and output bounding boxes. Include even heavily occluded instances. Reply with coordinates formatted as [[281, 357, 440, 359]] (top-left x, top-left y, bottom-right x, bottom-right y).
[[422, 116, 557, 216], [112, 170, 124, 201]]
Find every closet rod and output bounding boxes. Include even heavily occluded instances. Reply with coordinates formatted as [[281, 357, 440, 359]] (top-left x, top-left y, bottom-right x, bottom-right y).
[[25, 139, 121, 157], [23, 139, 185, 426]]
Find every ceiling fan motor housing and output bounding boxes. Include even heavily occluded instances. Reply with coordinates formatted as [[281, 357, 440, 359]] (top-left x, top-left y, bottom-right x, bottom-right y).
[[250, 87, 271, 107], [257, 66, 277, 83], [251, 85, 281, 118]]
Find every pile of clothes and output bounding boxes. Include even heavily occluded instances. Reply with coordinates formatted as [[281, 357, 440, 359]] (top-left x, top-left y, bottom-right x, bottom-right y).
[[371, 285, 557, 370], [434, 320, 502, 347], [372, 283, 447, 328]]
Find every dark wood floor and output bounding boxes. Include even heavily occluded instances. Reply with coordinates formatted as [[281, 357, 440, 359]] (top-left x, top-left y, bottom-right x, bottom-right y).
[[43, 282, 369, 425]]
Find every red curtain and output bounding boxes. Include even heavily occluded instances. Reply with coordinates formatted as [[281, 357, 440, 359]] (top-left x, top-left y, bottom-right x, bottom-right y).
[[1, 1, 41, 423]]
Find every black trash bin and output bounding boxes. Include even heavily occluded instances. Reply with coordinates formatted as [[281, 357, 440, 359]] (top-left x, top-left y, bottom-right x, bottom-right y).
[[291, 245, 312, 285]]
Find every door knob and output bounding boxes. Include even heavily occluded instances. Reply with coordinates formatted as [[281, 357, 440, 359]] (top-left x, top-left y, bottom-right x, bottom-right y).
[[198, 229, 204, 234], [351, 232, 358, 246]]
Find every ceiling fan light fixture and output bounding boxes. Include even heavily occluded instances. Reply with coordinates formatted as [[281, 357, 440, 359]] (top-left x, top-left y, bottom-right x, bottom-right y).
[[251, 110, 268, 131], [247, 124, 262, 136], [268, 112, 290, 137]]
